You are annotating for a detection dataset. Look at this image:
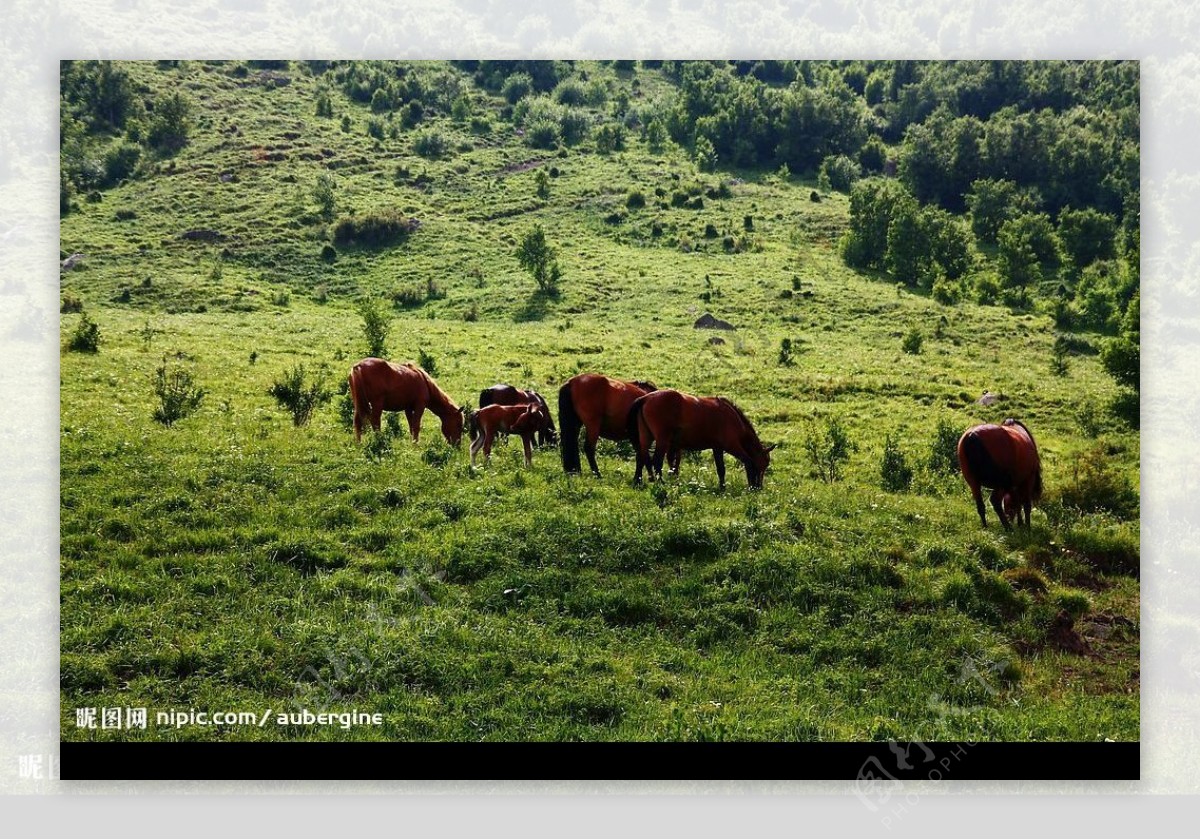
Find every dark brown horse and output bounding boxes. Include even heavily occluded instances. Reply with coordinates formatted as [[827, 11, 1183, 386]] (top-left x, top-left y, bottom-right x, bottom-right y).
[[957, 418, 1043, 528], [478, 384, 556, 446], [469, 403, 546, 467], [628, 388, 775, 489], [348, 358, 464, 446], [558, 373, 658, 476]]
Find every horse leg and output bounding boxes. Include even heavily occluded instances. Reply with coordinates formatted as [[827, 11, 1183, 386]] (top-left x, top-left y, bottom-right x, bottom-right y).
[[713, 448, 726, 489], [990, 489, 1011, 530], [584, 428, 601, 477], [651, 438, 667, 480], [969, 482, 988, 527], [370, 404, 384, 436], [483, 431, 494, 464], [406, 408, 421, 442], [522, 434, 533, 467], [470, 433, 483, 466], [354, 402, 365, 443]]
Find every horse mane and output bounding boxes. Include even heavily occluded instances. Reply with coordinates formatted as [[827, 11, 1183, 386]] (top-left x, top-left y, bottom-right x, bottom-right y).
[[1003, 418, 1043, 500], [629, 379, 658, 392], [417, 366, 459, 415], [716, 396, 760, 443]]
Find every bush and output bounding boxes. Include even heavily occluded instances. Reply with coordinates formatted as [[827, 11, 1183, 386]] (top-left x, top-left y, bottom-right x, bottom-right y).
[[357, 298, 390, 358], [67, 313, 100, 353], [502, 72, 533, 104], [594, 123, 625, 154], [312, 172, 337, 218], [928, 418, 961, 474], [61, 292, 84, 314], [880, 434, 914, 492], [152, 358, 205, 427], [560, 110, 591, 146], [103, 142, 141, 186], [901, 327, 923, 354], [413, 129, 449, 159], [805, 418, 853, 483], [147, 91, 192, 153], [332, 210, 416, 248], [626, 190, 646, 209], [417, 348, 437, 376], [553, 78, 587, 106], [818, 154, 862, 193], [1057, 444, 1139, 518], [778, 338, 795, 366], [320, 244, 337, 263], [526, 119, 560, 150], [270, 364, 332, 426]]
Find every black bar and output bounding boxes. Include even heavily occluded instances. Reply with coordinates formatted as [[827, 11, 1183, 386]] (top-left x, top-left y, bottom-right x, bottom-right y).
[[60, 741, 1138, 781]]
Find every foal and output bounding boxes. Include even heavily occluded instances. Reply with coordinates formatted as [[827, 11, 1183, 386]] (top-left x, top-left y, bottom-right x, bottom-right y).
[[469, 403, 546, 467]]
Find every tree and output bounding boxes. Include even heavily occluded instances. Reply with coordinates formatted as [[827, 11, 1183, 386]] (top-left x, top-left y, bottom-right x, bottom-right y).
[[841, 178, 915, 270], [516, 225, 562, 293], [965, 178, 1039, 244], [1057, 206, 1117, 268], [147, 91, 192, 152]]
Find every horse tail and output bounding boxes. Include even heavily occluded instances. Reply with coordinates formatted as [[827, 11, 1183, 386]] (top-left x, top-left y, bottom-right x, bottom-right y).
[[348, 363, 367, 442], [627, 395, 647, 450], [559, 381, 582, 473], [959, 430, 1005, 489], [467, 407, 479, 441], [478, 389, 494, 409]]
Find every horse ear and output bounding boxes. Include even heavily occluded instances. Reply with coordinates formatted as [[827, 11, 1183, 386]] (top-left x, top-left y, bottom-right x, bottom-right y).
[[765, 443, 778, 453]]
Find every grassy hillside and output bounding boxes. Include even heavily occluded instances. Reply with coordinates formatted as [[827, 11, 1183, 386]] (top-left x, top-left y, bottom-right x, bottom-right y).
[[60, 60, 1139, 742]]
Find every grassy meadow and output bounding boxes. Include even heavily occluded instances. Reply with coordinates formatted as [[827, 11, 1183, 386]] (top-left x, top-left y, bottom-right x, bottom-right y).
[[60, 60, 1139, 742]]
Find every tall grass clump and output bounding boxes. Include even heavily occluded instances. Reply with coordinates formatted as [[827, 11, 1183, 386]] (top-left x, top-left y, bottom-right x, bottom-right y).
[[357, 298, 391, 358], [67, 312, 101, 353]]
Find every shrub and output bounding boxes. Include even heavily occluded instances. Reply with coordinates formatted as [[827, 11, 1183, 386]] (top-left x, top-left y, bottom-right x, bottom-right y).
[[594, 123, 625, 154], [1057, 445, 1139, 518], [901, 327, 923, 355], [413, 129, 449, 159], [152, 357, 205, 427], [147, 91, 192, 152], [270, 364, 332, 426], [553, 78, 587, 106], [399, 101, 423, 129], [928, 418, 961, 474], [805, 417, 853, 483], [332, 210, 416, 248], [357, 298, 390, 358], [535, 169, 551, 200], [880, 434, 914, 492], [320, 244, 337, 262], [778, 338, 795, 366], [526, 119, 560, 150], [502, 72, 533, 104], [67, 313, 100, 352], [559, 110, 591, 146], [312, 172, 336, 218], [61, 292, 84, 314], [103, 142, 141, 186], [818, 154, 862, 193], [417, 348, 437, 376], [626, 190, 646, 209]]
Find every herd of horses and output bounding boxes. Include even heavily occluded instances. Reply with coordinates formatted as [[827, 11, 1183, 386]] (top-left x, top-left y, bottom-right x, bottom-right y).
[[346, 357, 1043, 529]]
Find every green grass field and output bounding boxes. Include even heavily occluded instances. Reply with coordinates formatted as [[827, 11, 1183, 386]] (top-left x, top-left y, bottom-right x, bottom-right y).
[[60, 60, 1138, 742]]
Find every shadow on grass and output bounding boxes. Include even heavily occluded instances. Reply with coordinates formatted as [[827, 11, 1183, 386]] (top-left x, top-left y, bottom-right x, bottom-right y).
[[513, 286, 560, 323]]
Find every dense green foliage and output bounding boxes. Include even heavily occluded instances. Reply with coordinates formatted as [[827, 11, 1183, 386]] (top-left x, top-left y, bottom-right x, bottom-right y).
[[60, 60, 1138, 743]]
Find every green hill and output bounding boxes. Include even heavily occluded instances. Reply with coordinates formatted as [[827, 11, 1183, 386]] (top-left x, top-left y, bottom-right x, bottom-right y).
[[60, 60, 1138, 742]]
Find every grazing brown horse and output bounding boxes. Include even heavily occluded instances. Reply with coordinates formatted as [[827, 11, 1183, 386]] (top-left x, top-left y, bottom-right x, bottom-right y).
[[478, 384, 557, 446], [469, 403, 546, 467], [558, 373, 658, 476], [348, 358, 464, 446], [956, 418, 1043, 529], [628, 388, 775, 489]]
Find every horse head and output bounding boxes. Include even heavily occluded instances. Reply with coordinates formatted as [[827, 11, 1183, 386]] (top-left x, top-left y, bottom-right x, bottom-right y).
[[443, 407, 465, 447], [747, 442, 776, 489]]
